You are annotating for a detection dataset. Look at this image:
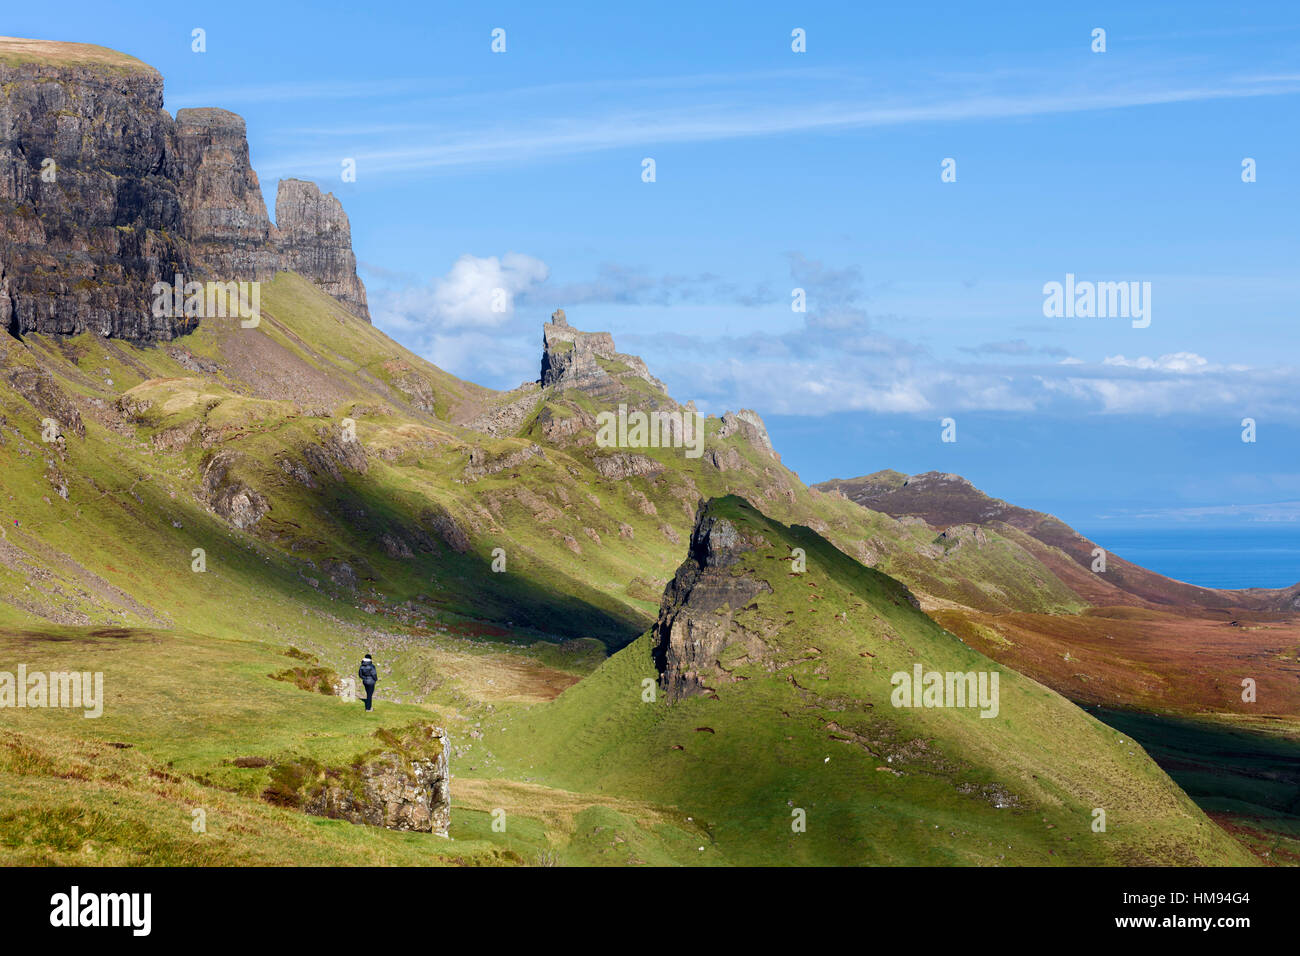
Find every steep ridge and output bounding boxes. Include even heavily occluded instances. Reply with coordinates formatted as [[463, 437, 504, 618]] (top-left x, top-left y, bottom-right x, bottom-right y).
[[487, 496, 1251, 865]]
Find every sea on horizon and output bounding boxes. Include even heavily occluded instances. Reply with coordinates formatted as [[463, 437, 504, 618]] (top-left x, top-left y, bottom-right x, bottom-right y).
[[1072, 525, 1300, 591]]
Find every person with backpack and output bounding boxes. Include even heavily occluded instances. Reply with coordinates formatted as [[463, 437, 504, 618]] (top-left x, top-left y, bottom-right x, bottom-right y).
[[358, 654, 378, 712]]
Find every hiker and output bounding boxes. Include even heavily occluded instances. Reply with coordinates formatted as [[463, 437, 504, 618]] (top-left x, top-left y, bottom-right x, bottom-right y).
[[358, 654, 378, 711]]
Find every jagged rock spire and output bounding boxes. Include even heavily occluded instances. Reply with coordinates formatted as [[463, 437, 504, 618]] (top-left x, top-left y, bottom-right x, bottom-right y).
[[540, 309, 666, 397]]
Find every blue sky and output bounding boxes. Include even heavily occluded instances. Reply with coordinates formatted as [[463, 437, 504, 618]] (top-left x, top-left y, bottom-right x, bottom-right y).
[[14, 1, 1300, 528]]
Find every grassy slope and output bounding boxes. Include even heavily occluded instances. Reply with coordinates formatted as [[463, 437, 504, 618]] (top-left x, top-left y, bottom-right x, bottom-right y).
[[0, 274, 1269, 865], [482, 497, 1252, 866], [1, 273, 1093, 652], [0, 627, 526, 865]]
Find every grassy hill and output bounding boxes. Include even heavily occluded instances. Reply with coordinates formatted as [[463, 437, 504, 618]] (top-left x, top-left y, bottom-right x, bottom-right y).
[[0, 36, 154, 72], [0, 498, 1253, 865], [2, 272, 1109, 653], [481, 497, 1252, 865], [0, 271, 1287, 866]]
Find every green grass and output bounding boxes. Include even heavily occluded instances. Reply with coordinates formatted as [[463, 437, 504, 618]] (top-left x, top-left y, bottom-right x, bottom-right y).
[[0, 272, 1268, 865], [483, 497, 1254, 865], [1089, 705, 1300, 861]]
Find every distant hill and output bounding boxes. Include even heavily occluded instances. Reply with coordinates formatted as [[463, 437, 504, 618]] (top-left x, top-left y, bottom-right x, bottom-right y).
[[485, 496, 1253, 865], [815, 470, 1300, 612]]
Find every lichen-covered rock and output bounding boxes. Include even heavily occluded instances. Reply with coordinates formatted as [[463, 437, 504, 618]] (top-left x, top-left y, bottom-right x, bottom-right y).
[[938, 524, 988, 551], [383, 361, 438, 413], [2, 362, 86, 438], [718, 409, 776, 458], [462, 442, 544, 481], [419, 505, 472, 553], [705, 446, 743, 472], [592, 451, 664, 480], [300, 425, 369, 481], [465, 384, 545, 438], [269, 724, 450, 836]]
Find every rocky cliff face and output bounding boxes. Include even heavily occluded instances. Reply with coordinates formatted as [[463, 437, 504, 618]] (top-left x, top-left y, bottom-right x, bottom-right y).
[[173, 107, 280, 281], [651, 499, 772, 701], [0, 37, 371, 342], [541, 308, 666, 398], [718, 409, 776, 458], [0, 43, 193, 340], [275, 179, 370, 321]]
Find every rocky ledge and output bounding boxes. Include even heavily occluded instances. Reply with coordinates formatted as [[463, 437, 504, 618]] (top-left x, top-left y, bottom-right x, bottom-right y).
[[265, 723, 450, 836]]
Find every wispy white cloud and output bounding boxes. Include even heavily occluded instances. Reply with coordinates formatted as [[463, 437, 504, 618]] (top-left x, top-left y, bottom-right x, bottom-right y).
[[250, 67, 1300, 177]]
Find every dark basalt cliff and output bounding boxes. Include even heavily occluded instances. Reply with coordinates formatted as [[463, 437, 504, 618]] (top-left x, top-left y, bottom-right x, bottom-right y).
[[651, 499, 772, 702], [0, 49, 193, 340], [0, 37, 370, 342], [173, 107, 281, 282]]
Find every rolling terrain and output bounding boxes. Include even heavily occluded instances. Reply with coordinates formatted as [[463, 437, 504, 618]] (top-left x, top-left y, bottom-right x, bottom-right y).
[[0, 36, 1294, 866], [816, 471, 1300, 859]]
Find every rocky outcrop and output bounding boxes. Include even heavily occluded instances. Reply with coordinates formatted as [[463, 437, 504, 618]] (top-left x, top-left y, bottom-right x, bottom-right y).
[[464, 383, 544, 437], [268, 724, 450, 836], [718, 409, 776, 458], [462, 442, 544, 481], [2, 361, 86, 438], [592, 451, 664, 480], [275, 179, 370, 321], [938, 524, 988, 551], [201, 450, 269, 529], [0, 43, 193, 340], [0, 37, 370, 342], [173, 108, 280, 280], [301, 425, 369, 481], [540, 309, 666, 397], [651, 499, 772, 701], [419, 505, 472, 553], [705, 446, 742, 472]]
